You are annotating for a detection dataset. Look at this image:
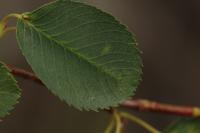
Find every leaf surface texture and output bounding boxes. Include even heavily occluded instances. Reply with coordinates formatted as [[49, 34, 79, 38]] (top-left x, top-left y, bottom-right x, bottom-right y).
[[17, 0, 142, 110]]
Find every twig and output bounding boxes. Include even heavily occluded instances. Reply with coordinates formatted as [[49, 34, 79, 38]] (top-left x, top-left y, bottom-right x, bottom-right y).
[[122, 99, 200, 117], [7, 64, 200, 117], [6, 64, 43, 85]]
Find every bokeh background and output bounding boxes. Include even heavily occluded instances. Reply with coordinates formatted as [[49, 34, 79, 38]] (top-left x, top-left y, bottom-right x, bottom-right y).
[[0, 0, 200, 132]]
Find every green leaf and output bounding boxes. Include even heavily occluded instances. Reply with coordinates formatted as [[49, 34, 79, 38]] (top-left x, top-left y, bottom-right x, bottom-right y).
[[0, 62, 21, 117], [16, 0, 142, 110], [164, 118, 200, 133]]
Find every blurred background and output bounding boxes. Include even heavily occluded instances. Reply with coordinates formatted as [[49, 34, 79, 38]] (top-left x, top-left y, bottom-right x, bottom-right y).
[[0, 0, 200, 132]]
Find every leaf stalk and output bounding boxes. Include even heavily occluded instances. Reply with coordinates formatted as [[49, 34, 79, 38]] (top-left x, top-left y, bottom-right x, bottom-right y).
[[0, 13, 22, 38], [120, 112, 161, 133], [0, 13, 30, 39], [114, 110, 123, 133], [104, 116, 115, 133]]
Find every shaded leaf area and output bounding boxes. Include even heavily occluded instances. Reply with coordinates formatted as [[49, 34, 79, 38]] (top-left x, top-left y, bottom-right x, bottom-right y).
[[16, 0, 142, 110], [164, 118, 200, 133], [0, 62, 21, 117]]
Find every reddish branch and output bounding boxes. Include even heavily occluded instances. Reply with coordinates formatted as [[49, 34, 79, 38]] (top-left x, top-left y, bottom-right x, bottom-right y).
[[123, 100, 200, 117], [7, 64, 43, 85], [7, 64, 200, 117]]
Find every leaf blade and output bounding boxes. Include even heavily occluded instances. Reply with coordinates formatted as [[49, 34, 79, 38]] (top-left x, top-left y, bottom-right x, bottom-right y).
[[16, 0, 142, 110], [0, 62, 21, 117], [164, 118, 200, 133]]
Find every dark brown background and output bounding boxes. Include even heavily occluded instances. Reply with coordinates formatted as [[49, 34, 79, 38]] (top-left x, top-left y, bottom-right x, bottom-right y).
[[0, 0, 200, 132]]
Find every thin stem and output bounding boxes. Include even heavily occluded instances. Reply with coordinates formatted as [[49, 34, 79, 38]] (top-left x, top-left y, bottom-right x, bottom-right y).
[[0, 27, 16, 38], [4, 27, 16, 33], [1, 13, 22, 23], [0, 13, 23, 38], [113, 110, 123, 133], [104, 116, 115, 133], [120, 112, 161, 133]]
